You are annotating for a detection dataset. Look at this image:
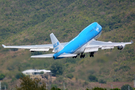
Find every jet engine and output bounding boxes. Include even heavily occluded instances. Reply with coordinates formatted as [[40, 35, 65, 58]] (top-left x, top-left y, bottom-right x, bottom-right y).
[[117, 45, 124, 50]]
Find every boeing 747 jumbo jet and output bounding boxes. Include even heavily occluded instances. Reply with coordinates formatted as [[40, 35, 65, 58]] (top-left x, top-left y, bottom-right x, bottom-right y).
[[2, 22, 133, 59]]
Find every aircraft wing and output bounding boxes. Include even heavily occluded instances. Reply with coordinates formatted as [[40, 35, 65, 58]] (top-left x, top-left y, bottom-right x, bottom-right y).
[[84, 39, 133, 53], [2, 42, 67, 52], [31, 53, 77, 58]]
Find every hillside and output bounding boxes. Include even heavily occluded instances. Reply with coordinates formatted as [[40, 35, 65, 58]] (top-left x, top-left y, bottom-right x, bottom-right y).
[[0, 0, 135, 89]]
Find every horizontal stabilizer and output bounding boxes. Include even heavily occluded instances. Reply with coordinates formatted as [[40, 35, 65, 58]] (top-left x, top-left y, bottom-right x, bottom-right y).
[[31, 53, 77, 58], [31, 54, 54, 58], [131, 40, 133, 44], [58, 53, 77, 57]]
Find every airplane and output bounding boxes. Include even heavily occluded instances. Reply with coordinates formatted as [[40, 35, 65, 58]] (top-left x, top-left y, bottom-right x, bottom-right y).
[[2, 22, 133, 59]]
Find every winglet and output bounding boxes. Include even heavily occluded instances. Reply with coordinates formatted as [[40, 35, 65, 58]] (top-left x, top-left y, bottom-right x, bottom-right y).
[[2, 44, 6, 48], [131, 40, 133, 44]]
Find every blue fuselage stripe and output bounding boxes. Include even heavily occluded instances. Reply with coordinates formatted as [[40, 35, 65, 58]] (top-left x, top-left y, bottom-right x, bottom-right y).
[[53, 22, 102, 59]]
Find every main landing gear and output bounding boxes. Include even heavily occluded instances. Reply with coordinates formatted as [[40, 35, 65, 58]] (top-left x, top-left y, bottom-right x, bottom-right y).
[[90, 52, 94, 57], [80, 53, 85, 58], [73, 52, 95, 58], [73, 56, 77, 58]]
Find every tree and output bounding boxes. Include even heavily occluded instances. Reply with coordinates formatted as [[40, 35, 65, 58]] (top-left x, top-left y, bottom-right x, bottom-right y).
[[0, 74, 5, 80], [15, 73, 24, 79], [88, 75, 98, 82], [121, 84, 133, 90], [92, 87, 107, 90], [16, 75, 46, 90], [51, 87, 61, 90], [110, 88, 120, 90], [50, 62, 64, 76]]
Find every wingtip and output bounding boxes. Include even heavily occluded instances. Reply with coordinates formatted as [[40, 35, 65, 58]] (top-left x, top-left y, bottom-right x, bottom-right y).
[[2, 44, 5, 48], [50, 33, 54, 36], [131, 40, 133, 44], [31, 56, 35, 58]]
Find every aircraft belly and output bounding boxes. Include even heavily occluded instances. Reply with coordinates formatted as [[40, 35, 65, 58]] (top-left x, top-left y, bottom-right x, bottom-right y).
[[74, 44, 86, 54]]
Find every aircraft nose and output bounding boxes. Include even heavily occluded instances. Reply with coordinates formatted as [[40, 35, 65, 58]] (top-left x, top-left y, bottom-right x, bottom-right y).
[[97, 23, 102, 31]]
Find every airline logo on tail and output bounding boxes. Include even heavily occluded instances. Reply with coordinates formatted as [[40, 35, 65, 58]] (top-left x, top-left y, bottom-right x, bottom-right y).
[[50, 33, 64, 53], [53, 42, 59, 51]]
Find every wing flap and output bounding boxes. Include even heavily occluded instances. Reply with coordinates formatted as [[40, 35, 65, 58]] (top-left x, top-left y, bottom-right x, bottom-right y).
[[30, 49, 49, 52], [84, 47, 98, 53], [101, 46, 114, 50]]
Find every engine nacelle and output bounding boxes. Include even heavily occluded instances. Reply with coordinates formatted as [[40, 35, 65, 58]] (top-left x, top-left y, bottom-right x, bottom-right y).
[[117, 46, 123, 50]]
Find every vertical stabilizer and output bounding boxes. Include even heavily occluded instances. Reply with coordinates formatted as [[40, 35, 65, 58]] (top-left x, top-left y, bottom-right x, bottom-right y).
[[50, 33, 64, 53]]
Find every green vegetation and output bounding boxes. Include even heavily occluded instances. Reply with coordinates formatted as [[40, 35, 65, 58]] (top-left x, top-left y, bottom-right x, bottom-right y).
[[50, 62, 64, 76], [16, 75, 46, 90], [0, 0, 135, 89], [1, 82, 8, 89], [88, 75, 98, 82], [15, 73, 24, 79], [0, 74, 5, 80], [121, 84, 133, 90], [110, 88, 120, 90], [66, 73, 74, 79], [98, 79, 106, 84], [87, 87, 107, 90], [51, 87, 61, 90]]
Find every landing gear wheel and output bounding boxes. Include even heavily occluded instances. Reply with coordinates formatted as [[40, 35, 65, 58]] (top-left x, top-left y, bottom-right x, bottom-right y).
[[73, 56, 77, 58], [80, 54, 85, 58], [90, 52, 94, 57]]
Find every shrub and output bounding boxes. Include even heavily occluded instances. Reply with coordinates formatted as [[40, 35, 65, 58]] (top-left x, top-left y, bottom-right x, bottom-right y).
[[0, 74, 5, 80], [98, 79, 106, 84], [87, 70, 95, 74], [51, 86, 61, 90], [92, 87, 107, 90], [83, 81, 89, 87], [110, 88, 120, 90], [66, 74, 73, 79], [15, 73, 24, 79], [50, 62, 64, 76], [56, 76, 64, 82], [119, 66, 131, 71], [113, 78, 119, 82], [88, 75, 98, 82]]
